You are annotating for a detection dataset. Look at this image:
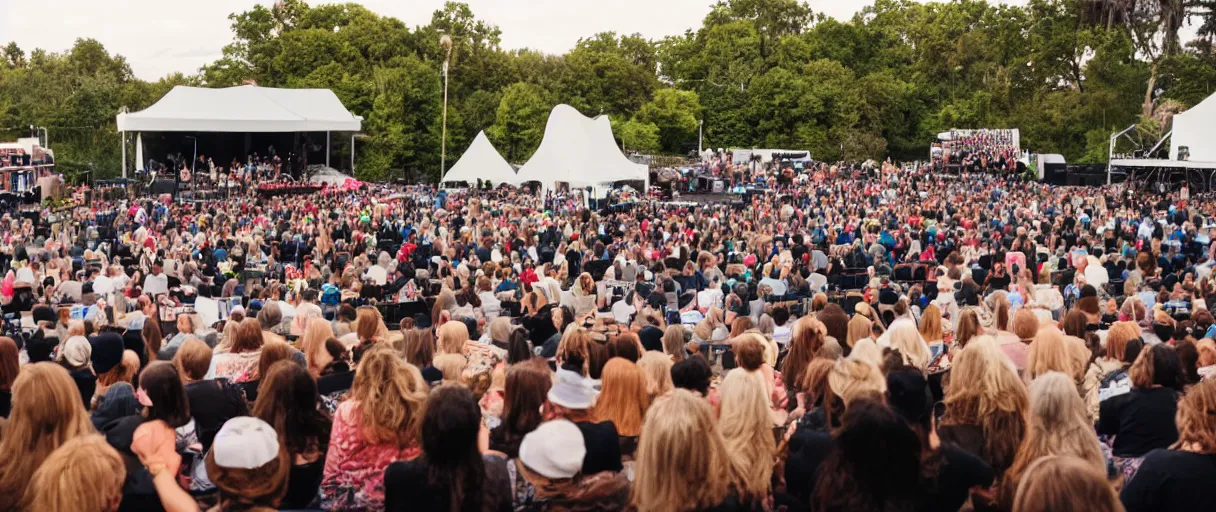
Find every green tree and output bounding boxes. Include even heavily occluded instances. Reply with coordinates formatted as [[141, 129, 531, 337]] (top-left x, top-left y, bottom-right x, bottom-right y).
[[2, 42, 24, 68], [613, 116, 662, 153], [488, 82, 551, 162], [636, 89, 702, 152]]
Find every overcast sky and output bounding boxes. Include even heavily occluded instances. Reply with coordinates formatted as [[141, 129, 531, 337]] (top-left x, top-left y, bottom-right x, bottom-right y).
[[2, 1, 1034, 80]]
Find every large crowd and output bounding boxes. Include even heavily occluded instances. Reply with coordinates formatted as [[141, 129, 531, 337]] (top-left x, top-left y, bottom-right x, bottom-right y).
[[932, 129, 1021, 174], [0, 159, 1214, 512]]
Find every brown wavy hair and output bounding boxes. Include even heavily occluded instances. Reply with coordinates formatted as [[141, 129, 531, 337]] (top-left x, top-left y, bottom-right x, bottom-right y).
[[253, 361, 332, 460], [783, 316, 827, 392], [349, 344, 428, 447], [256, 341, 294, 383], [498, 359, 551, 444], [1174, 378, 1216, 453]]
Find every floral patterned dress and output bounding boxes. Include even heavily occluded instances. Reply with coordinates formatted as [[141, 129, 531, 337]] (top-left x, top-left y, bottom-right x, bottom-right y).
[[462, 341, 506, 397], [319, 400, 421, 511]]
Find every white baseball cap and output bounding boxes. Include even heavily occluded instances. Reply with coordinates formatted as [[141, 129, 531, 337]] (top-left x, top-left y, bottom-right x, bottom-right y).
[[211, 417, 280, 470], [519, 419, 586, 479]]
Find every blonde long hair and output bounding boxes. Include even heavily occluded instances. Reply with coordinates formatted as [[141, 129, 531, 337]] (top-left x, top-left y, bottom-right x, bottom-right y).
[[437, 320, 470, 355], [0, 363, 94, 511], [348, 345, 429, 447], [1012, 456, 1122, 512], [28, 434, 124, 512], [299, 317, 335, 376], [595, 358, 651, 436], [942, 336, 1029, 475], [717, 369, 775, 502], [637, 350, 675, 400], [846, 314, 872, 348], [887, 322, 930, 370], [632, 390, 736, 512], [999, 371, 1106, 508], [919, 304, 944, 343], [1026, 328, 1084, 383]]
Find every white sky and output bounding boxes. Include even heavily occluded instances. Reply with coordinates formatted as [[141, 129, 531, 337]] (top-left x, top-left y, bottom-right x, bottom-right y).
[[2, 0, 1037, 80]]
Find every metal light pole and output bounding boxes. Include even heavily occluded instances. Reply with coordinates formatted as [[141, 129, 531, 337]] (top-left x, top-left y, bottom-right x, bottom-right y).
[[698, 119, 704, 155], [440, 32, 453, 183]]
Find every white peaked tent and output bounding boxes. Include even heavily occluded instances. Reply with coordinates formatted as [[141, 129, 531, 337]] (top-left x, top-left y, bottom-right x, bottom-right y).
[[441, 131, 520, 186], [516, 104, 648, 189], [1171, 92, 1216, 163]]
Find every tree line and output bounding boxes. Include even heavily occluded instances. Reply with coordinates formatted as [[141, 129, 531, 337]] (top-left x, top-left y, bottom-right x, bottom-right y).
[[1, 0, 1214, 182]]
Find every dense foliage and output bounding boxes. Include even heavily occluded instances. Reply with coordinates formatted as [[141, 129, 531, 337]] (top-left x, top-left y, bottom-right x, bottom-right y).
[[1, 0, 1214, 182]]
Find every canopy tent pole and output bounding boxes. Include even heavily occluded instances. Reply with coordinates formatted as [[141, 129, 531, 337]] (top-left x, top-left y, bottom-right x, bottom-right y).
[[350, 134, 355, 172], [326, 131, 331, 168], [121, 131, 126, 179]]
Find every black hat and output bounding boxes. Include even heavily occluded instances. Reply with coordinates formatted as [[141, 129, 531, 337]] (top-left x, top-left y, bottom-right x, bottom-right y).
[[413, 313, 432, 330], [886, 368, 932, 425], [26, 335, 58, 363], [32, 305, 57, 325], [90, 332, 125, 374]]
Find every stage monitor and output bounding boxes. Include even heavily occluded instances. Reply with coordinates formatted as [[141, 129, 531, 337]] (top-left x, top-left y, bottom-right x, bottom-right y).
[[149, 179, 178, 196]]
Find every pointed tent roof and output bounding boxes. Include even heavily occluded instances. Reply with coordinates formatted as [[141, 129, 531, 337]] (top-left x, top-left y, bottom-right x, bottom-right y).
[[1171, 92, 1216, 163], [442, 131, 520, 186], [515, 104, 648, 188]]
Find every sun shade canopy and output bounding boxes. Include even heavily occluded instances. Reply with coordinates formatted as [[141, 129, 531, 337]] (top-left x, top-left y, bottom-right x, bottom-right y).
[[117, 85, 362, 133]]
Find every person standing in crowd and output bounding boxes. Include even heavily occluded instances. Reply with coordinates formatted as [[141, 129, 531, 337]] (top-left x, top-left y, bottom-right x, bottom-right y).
[[103, 360, 192, 511], [593, 358, 650, 461], [938, 336, 1029, 480], [320, 344, 427, 510], [0, 363, 93, 512], [252, 360, 332, 510], [717, 367, 776, 506], [1121, 378, 1216, 511], [545, 367, 623, 475], [1099, 343, 1185, 480], [383, 385, 512, 511], [631, 389, 743, 512], [28, 434, 126, 512], [997, 372, 1108, 509]]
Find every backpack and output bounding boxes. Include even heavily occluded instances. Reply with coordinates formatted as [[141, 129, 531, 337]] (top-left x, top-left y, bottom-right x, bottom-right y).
[[321, 283, 341, 306]]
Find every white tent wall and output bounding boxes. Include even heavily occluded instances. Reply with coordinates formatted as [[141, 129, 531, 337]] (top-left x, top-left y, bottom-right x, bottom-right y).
[[1170, 92, 1216, 163], [516, 105, 648, 192], [441, 131, 520, 186]]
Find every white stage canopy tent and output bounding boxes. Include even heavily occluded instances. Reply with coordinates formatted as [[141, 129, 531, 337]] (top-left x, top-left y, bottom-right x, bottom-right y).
[[1170, 92, 1216, 163], [441, 131, 520, 186], [515, 104, 648, 189], [116, 85, 362, 178], [117, 85, 362, 133]]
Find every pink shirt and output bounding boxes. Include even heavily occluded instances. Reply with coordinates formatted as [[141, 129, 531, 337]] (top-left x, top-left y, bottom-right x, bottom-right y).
[[996, 333, 1030, 371]]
